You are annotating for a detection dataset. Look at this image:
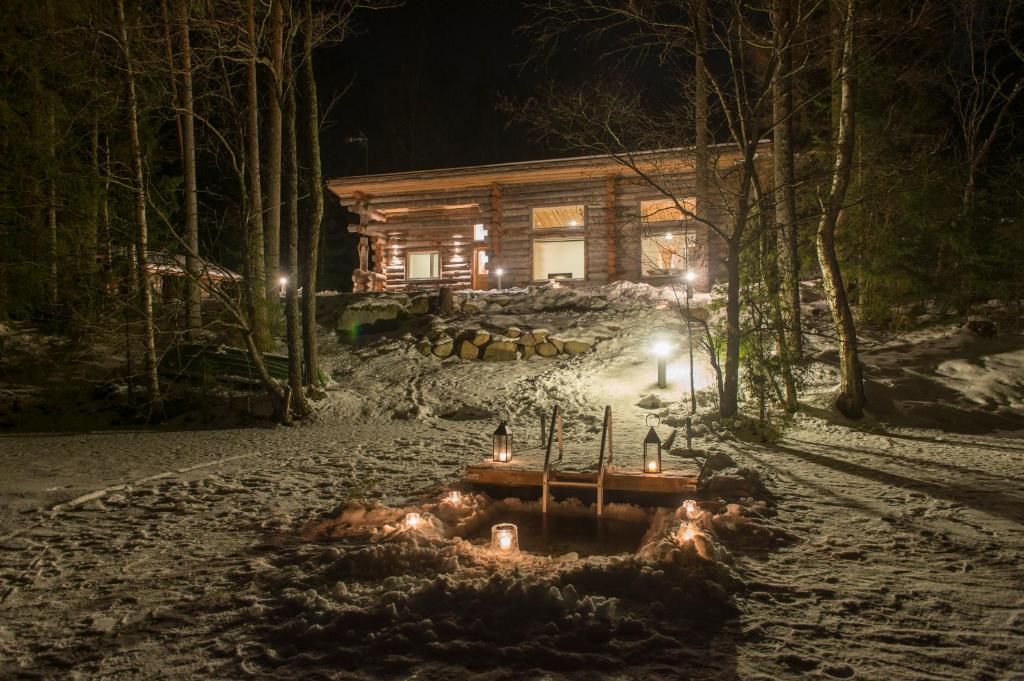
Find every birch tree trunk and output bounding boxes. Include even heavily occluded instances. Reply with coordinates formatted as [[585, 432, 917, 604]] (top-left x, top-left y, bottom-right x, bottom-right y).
[[693, 0, 709, 251], [284, 41, 308, 413], [300, 0, 322, 389], [772, 0, 800, 411], [46, 108, 58, 310], [817, 0, 865, 419], [176, 0, 201, 336], [265, 0, 284, 296], [245, 0, 269, 349], [117, 0, 162, 416]]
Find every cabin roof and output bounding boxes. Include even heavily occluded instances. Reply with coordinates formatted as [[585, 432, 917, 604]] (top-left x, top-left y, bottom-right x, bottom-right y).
[[326, 143, 760, 201]]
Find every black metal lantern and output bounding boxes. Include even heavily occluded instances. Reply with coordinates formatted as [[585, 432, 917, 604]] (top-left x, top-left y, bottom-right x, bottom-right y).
[[492, 420, 512, 463], [643, 415, 662, 474]]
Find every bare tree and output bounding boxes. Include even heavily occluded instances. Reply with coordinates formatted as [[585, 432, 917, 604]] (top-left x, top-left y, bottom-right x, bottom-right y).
[[816, 0, 865, 418], [265, 0, 285, 295], [300, 0, 322, 389], [116, 0, 162, 416], [244, 0, 269, 348]]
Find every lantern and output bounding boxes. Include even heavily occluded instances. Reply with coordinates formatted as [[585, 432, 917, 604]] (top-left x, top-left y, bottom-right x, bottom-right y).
[[404, 512, 422, 529], [678, 523, 696, 543], [443, 490, 463, 505], [643, 415, 662, 474], [491, 523, 519, 554], [492, 420, 512, 463]]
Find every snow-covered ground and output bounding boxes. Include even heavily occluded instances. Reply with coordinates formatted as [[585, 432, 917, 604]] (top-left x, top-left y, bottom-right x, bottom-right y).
[[1, 286, 1023, 679]]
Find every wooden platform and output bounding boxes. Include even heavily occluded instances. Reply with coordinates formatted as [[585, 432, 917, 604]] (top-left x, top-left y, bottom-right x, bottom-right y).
[[464, 446, 700, 507]]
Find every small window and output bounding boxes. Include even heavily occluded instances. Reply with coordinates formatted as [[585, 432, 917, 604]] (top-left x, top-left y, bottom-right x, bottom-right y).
[[640, 197, 696, 223], [532, 205, 585, 230], [473, 223, 488, 242], [641, 231, 697, 277], [406, 251, 440, 279], [532, 239, 585, 281]]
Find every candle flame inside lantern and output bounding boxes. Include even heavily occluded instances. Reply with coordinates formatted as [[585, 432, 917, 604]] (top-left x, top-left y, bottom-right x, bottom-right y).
[[491, 523, 519, 554], [444, 491, 463, 505], [647, 460, 658, 472], [683, 499, 698, 518], [404, 512, 421, 529]]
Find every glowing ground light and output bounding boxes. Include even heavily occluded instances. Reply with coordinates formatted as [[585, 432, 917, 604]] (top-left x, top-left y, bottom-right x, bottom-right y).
[[491, 523, 519, 554], [683, 499, 698, 518], [279, 276, 288, 287], [444, 490, 463, 505], [679, 524, 696, 543], [651, 341, 671, 358], [404, 512, 422, 529]]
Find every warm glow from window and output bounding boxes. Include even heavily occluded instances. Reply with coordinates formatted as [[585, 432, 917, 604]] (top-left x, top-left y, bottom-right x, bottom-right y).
[[532, 239, 585, 280], [532, 205, 585, 229], [473, 223, 488, 241], [641, 231, 697, 277], [406, 251, 440, 279], [640, 198, 696, 223]]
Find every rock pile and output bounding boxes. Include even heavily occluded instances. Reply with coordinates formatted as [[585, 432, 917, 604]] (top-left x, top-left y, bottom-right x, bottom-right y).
[[416, 325, 600, 362]]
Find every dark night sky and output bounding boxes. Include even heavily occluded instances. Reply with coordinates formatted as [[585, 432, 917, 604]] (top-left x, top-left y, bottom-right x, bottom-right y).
[[318, 0, 555, 180]]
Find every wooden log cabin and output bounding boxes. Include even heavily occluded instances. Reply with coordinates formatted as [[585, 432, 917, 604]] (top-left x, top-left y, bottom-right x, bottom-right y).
[[327, 146, 750, 293]]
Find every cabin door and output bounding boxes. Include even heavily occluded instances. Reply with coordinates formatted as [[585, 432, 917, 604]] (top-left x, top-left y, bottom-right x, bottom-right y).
[[471, 247, 489, 289]]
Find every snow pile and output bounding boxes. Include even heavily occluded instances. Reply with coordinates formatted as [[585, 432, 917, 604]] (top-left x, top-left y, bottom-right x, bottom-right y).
[[235, 496, 744, 677], [934, 347, 1024, 412]]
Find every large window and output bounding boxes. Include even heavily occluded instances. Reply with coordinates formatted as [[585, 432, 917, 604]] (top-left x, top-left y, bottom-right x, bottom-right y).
[[641, 231, 697, 277], [532, 205, 585, 230], [640, 197, 696, 223], [532, 238, 585, 281], [406, 251, 440, 280]]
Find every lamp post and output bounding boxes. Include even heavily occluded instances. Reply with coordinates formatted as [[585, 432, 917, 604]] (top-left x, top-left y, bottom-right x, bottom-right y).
[[278, 275, 288, 298], [495, 267, 504, 290], [684, 270, 697, 414], [652, 340, 670, 389]]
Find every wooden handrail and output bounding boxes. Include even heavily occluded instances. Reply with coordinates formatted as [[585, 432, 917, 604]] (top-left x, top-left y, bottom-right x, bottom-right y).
[[541, 404, 560, 514]]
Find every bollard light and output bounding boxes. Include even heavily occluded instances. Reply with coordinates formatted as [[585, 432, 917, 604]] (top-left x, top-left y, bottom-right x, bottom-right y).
[[495, 267, 505, 290], [651, 340, 670, 388], [678, 523, 696, 543]]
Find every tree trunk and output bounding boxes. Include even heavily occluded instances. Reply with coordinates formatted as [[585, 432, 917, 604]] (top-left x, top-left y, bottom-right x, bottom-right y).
[[46, 109, 58, 310], [245, 0, 268, 348], [284, 30, 308, 415], [772, 0, 802, 364], [300, 0, 322, 389], [117, 0, 162, 417], [265, 0, 284, 296], [176, 0, 201, 336], [720, 236, 741, 417], [86, 118, 100, 276], [101, 136, 112, 265], [693, 0, 710, 281], [817, 0, 864, 419]]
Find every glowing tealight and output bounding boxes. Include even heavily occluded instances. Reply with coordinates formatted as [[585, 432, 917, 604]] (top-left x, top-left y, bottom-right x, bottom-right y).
[[444, 490, 463, 505], [683, 499, 698, 518], [679, 524, 696, 543], [404, 512, 422, 529], [491, 523, 519, 554]]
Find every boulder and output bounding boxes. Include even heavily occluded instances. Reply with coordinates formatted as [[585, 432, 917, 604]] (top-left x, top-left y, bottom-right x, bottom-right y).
[[505, 326, 522, 339], [408, 295, 431, 315], [532, 328, 550, 341], [562, 339, 592, 355], [536, 342, 559, 357], [549, 336, 565, 353], [963, 316, 997, 338], [471, 330, 491, 346], [636, 394, 663, 409], [458, 340, 480, 360], [416, 340, 432, 357], [462, 299, 488, 314], [339, 298, 406, 332], [521, 344, 535, 359], [432, 341, 454, 359], [518, 332, 539, 346], [483, 340, 518, 361]]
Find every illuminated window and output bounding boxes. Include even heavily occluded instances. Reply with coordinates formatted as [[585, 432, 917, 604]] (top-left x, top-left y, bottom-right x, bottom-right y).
[[532, 239, 585, 280], [475, 249, 489, 273], [406, 251, 440, 279], [641, 231, 697, 277], [532, 205, 585, 230], [473, 223, 488, 241], [640, 197, 696, 223]]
